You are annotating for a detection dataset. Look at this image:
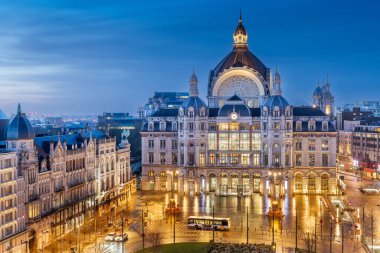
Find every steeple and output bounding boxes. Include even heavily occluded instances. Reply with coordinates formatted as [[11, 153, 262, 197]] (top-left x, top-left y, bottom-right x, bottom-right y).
[[189, 69, 199, 97], [272, 69, 282, 96], [17, 103, 22, 115], [233, 11, 248, 48]]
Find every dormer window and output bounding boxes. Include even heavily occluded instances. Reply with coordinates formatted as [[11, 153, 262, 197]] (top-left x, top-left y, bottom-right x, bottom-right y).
[[308, 120, 315, 131], [148, 122, 154, 131], [273, 107, 280, 117], [322, 121, 328, 131], [160, 121, 166, 131], [189, 111, 194, 117], [296, 121, 302, 131]]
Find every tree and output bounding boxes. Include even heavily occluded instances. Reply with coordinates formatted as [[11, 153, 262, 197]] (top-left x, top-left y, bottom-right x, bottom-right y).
[[148, 230, 164, 246], [300, 232, 317, 253]]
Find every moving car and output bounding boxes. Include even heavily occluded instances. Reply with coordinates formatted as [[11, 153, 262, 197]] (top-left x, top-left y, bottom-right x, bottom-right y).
[[115, 233, 128, 242], [105, 232, 117, 241]]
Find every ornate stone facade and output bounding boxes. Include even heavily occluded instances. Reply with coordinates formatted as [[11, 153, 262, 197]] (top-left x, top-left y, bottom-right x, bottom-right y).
[[141, 16, 337, 197]]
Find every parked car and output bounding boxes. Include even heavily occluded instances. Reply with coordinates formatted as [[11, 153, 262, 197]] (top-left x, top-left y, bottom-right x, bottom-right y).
[[115, 233, 128, 242], [105, 232, 117, 241]]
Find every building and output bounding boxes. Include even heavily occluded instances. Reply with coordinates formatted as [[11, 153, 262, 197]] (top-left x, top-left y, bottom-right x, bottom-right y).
[[0, 150, 32, 253], [0, 104, 136, 252], [337, 131, 353, 173], [351, 125, 380, 178], [141, 15, 337, 196], [0, 109, 9, 148], [312, 80, 335, 116], [336, 107, 380, 130], [141, 92, 190, 118], [98, 112, 143, 163]]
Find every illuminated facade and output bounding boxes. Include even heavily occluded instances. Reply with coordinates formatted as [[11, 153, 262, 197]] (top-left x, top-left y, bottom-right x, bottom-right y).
[[1, 104, 135, 252], [141, 16, 337, 196]]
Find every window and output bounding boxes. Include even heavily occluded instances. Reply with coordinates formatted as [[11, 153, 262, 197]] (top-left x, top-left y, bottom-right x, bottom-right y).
[[172, 140, 178, 150], [274, 122, 280, 131], [219, 154, 228, 165], [252, 133, 261, 150], [240, 133, 250, 150], [200, 122, 205, 130], [172, 153, 177, 164], [322, 154, 329, 166], [188, 153, 194, 165], [322, 121, 328, 131], [160, 121, 166, 131], [285, 154, 290, 166], [296, 122, 301, 131], [263, 154, 268, 165], [148, 140, 154, 149], [219, 133, 229, 150], [219, 123, 229, 131], [230, 123, 239, 131], [263, 122, 267, 131], [231, 153, 239, 164], [296, 154, 302, 166], [188, 123, 194, 130], [273, 154, 280, 166], [321, 174, 329, 191], [199, 153, 205, 166], [148, 122, 154, 131], [295, 140, 302, 151], [160, 140, 166, 149], [148, 153, 154, 164], [309, 154, 315, 166], [230, 133, 239, 150], [322, 140, 328, 151], [253, 153, 260, 166], [274, 110, 280, 117], [208, 133, 217, 150], [241, 154, 250, 165], [209, 153, 216, 165], [286, 122, 292, 130], [295, 174, 303, 191], [308, 140, 315, 151], [308, 121, 315, 131], [179, 123, 183, 131]]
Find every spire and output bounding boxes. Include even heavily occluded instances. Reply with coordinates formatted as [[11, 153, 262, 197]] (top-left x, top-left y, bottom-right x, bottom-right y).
[[189, 69, 199, 97], [233, 11, 248, 48], [272, 69, 282, 96], [17, 103, 22, 115]]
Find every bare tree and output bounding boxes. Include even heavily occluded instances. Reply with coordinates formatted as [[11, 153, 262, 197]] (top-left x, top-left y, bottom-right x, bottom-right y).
[[300, 232, 317, 253], [363, 209, 376, 253], [148, 230, 164, 246]]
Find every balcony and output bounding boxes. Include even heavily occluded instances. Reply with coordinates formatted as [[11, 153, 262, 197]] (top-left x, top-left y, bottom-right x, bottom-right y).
[[29, 194, 39, 201], [68, 180, 85, 188], [55, 186, 65, 192]]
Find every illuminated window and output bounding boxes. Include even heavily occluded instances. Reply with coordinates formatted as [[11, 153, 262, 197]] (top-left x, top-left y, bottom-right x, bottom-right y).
[[296, 154, 302, 166], [208, 133, 217, 150], [253, 153, 260, 166], [219, 153, 228, 165], [199, 153, 205, 166], [241, 154, 250, 165], [230, 133, 239, 150], [240, 133, 250, 150], [322, 140, 328, 151], [231, 153, 239, 164], [219, 133, 229, 150], [308, 140, 315, 151], [322, 154, 329, 166], [251, 133, 261, 150], [230, 123, 239, 131], [219, 123, 229, 131], [309, 154, 315, 166], [209, 153, 216, 165]]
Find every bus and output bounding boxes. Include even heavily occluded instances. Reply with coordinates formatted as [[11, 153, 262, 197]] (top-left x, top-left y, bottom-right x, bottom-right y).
[[187, 216, 230, 231]]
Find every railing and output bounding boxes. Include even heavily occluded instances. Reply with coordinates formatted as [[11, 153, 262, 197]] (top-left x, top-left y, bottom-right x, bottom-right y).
[[68, 180, 85, 188]]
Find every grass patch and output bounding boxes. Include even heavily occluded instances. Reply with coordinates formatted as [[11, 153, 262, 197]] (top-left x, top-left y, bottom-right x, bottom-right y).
[[136, 242, 210, 253]]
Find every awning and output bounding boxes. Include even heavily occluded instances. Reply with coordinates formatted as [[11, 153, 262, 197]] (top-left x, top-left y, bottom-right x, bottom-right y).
[[364, 168, 375, 173]]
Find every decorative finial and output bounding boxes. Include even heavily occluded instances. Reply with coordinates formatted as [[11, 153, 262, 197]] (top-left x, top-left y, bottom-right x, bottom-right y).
[[326, 74, 329, 83], [240, 9, 242, 21], [17, 103, 22, 115]]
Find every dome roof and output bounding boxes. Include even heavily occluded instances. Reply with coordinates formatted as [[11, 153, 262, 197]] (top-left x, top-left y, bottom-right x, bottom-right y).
[[313, 86, 323, 97], [264, 95, 289, 109], [218, 104, 251, 117], [182, 96, 206, 110], [7, 104, 35, 140], [210, 47, 268, 81]]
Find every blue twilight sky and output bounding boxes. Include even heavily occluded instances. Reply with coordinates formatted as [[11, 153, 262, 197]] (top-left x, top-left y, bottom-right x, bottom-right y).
[[0, 0, 379, 116]]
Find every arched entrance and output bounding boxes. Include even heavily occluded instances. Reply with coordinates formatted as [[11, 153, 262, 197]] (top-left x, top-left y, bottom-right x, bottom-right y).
[[242, 174, 250, 195], [295, 173, 303, 193], [220, 173, 228, 196], [209, 173, 217, 192], [148, 170, 155, 190], [253, 173, 261, 192]]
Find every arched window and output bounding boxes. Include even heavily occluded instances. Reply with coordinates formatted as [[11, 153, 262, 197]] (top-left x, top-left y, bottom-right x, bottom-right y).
[[159, 171, 167, 182], [321, 174, 329, 192], [308, 173, 316, 192], [295, 173, 303, 191]]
